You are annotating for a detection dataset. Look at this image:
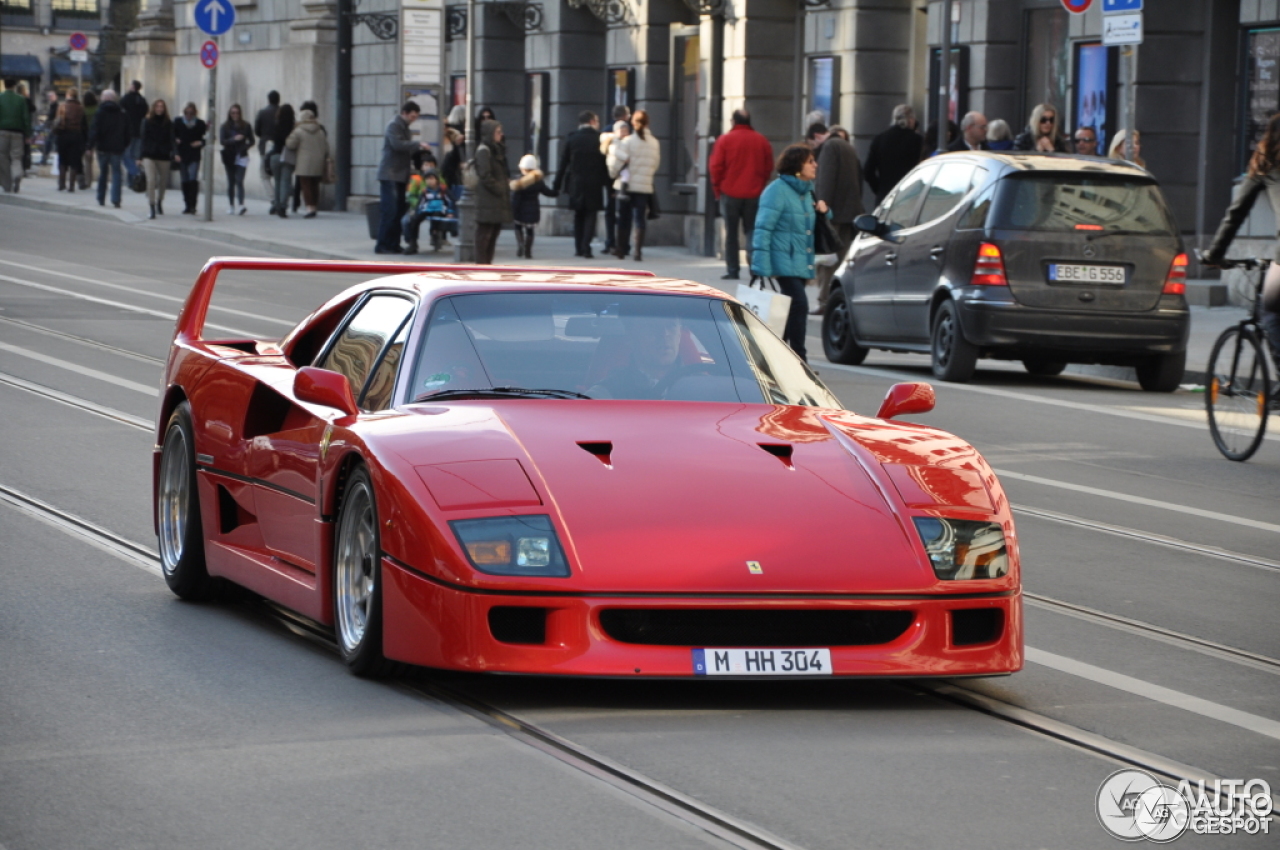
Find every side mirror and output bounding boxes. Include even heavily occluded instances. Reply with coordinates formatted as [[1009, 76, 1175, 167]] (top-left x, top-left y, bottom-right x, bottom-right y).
[[294, 367, 359, 417], [875, 382, 936, 420], [854, 213, 884, 236]]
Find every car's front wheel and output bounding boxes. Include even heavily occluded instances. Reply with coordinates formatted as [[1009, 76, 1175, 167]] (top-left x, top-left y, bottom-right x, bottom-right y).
[[931, 300, 978, 382], [1136, 350, 1186, 393], [822, 288, 868, 365], [157, 401, 215, 601], [333, 465, 394, 678]]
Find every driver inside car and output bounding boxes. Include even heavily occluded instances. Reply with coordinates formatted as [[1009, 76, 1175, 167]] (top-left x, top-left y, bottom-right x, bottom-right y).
[[588, 312, 687, 400]]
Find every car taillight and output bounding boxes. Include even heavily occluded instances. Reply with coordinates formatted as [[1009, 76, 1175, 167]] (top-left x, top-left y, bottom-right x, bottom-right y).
[[971, 242, 1008, 286], [1163, 253, 1188, 295]]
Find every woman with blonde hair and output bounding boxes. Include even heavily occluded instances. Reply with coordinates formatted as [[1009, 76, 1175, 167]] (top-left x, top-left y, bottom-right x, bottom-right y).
[[1013, 103, 1069, 153], [1108, 129, 1146, 168], [611, 108, 660, 261]]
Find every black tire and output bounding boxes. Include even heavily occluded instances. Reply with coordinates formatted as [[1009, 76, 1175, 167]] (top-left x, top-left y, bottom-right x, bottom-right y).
[[1136, 350, 1186, 393], [1022, 358, 1067, 377], [821, 288, 868, 365], [930, 300, 978, 382], [1205, 327, 1270, 462], [157, 401, 215, 600], [333, 466, 395, 678]]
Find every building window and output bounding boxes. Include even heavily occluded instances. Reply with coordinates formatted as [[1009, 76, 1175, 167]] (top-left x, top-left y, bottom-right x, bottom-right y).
[[1243, 28, 1280, 170], [51, 0, 98, 13], [808, 56, 838, 127], [1, 0, 34, 11]]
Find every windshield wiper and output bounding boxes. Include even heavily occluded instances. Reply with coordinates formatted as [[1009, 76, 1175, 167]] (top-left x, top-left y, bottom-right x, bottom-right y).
[[413, 386, 592, 403], [1084, 229, 1153, 241]]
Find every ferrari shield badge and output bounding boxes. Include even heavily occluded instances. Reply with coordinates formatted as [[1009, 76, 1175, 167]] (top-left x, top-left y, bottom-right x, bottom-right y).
[[747, 561, 763, 574], [319, 424, 334, 462]]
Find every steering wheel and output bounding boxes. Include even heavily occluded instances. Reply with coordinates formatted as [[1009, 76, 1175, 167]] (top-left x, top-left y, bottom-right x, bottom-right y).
[[651, 363, 714, 399]]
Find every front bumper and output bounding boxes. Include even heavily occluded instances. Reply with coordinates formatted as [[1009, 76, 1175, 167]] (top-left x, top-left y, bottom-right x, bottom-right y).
[[381, 558, 1024, 677]]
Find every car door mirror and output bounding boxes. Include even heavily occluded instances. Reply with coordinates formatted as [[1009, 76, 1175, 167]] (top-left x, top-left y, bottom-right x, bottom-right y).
[[875, 382, 936, 420], [854, 214, 884, 236], [294, 366, 359, 417]]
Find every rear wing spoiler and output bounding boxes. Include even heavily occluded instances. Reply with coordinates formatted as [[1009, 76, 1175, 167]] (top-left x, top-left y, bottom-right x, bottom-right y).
[[176, 257, 657, 342]]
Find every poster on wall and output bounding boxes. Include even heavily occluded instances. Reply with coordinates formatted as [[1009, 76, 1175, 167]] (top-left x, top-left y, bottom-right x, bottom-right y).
[[928, 46, 969, 128], [1244, 28, 1280, 169], [401, 86, 442, 155], [401, 0, 443, 86], [525, 72, 549, 170], [1074, 42, 1113, 147], [808, 56, 838, 127]]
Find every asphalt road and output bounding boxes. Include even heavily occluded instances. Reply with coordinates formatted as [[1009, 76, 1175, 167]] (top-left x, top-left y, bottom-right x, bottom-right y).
[[1, 206, 1277, 850]]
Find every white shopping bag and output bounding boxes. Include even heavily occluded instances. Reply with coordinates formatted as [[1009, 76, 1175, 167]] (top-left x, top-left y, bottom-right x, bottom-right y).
[[736, 278, 791, 338]]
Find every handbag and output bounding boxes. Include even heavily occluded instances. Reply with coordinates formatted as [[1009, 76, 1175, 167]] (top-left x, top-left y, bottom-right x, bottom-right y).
[[647, 190, 661, 220], [736, 276, 791, 338], [130, 170, 147, 194], [813, 206, 839, 255], [322, 154, 337, 185], [281, 145, 297, 167]]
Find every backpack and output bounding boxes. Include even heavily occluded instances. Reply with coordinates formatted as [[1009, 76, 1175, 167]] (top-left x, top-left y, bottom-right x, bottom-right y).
[[461, 143, 488, 191]]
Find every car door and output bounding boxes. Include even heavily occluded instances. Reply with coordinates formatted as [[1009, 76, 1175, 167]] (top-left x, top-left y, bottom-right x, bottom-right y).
[[248, 292, 416, 571], [844, 163, 935, 340], [893, 161, 979, 342]]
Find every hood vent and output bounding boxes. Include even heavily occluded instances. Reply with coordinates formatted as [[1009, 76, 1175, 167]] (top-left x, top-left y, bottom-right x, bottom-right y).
[[758, 443, 794, 469], [578, 441, 613, 467]]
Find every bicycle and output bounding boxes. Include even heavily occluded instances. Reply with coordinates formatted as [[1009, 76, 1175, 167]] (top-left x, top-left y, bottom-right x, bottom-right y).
[[1196, 251, 1274, 461]]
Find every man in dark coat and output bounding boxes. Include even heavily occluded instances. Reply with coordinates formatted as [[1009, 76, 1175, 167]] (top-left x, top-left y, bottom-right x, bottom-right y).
[[255, 90, 280, 210], [552, 110, 609, 258], [120, 80, 147, 180], [864, 104, 924, 203], [813, 125, 864, 313], [375, 102, 430, 254], [948, 112, 990, 152], [89, 90, 130, 208]]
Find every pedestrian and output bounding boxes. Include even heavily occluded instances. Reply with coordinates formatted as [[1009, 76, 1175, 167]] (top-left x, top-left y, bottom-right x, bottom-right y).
[[708, 108, 774, 281], [1108, 129, 1145, 168], [80, 90, 98, 188], [600, 103, 632, 253], [138, 99, 174, 218], [474, 105, 496, 127], [89, 89, 129, 208], [751, 144, 830, 363], [1013, 103, 1069, 153], [120, 80, 148, 180], [864, 104, 924, 203], [219, 104, 254, 215], [173, 102, 207, 215], [42, 89, 59, 165], [611, 108, 660, 261], [55, 90, 88, 193], [374, 101, 430, 253], [446, 104, 466, 136], [16, 82, 34, 180], [473, 119, 512, 265], [255, 90, 280, 211], [510, 153, 554, 259], [0, 79, 32, 194], [805, 121, 829, 149], [812, 123, 864, 314], [267, 103, 295, 218], [605, 121, 633, 258], [949, 112, 990, 152], [403, 168, 457, 254], [1072, 125, 1100, 157], [552, 111, 610, 258], [439, 126, 464, 203], [986, 119, 1014, 151], [285, 104, 329, 219]]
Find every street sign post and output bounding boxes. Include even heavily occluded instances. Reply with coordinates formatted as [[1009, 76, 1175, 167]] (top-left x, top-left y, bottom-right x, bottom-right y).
[[1102, 0, 1142, 11], [193, 0, 235, 36], [69, 32, 88, 96]]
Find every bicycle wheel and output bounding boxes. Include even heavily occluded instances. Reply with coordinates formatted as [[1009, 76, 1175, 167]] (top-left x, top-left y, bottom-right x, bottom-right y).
[[1205, 326, 1271, 461]]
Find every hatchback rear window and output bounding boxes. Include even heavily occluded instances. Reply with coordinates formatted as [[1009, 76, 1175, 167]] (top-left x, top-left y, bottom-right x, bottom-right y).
[[989, 174, 1175, 234]]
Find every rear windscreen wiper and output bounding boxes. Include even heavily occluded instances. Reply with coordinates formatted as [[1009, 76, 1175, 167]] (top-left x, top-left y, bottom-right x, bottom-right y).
[[413, 386, 592, 402]]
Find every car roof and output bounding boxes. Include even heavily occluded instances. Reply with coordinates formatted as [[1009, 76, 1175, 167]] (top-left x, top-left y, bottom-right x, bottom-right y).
[[358, 270, 733, 300], [935, 150, 1151, 177]]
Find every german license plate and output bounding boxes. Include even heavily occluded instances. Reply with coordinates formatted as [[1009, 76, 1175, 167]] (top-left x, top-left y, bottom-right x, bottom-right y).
[[693, 648, 832, 676], [1048, 263, 1125, 284]]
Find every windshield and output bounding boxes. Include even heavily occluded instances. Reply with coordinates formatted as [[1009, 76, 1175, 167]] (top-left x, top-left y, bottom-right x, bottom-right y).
[[990, 174, 1176, 234], [408, 292, 842, 408]]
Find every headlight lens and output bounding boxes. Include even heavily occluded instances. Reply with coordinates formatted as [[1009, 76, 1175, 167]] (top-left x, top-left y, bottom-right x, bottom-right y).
[[449, 515, 569, 576], [912, 517, 1009, 580]]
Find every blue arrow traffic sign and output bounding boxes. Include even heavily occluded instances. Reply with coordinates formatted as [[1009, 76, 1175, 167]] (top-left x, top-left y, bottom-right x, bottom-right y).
[[193, 0, 235, 36], [1103, 0, 1142, 11]]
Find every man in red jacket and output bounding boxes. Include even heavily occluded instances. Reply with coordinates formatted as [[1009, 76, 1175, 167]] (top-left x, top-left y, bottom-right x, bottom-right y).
[[709, 109, 775, 280]]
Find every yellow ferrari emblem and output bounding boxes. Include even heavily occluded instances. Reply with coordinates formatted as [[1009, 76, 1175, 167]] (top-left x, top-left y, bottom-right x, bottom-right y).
[[319, 424, 334, 462], [747, 561, 763, 574]]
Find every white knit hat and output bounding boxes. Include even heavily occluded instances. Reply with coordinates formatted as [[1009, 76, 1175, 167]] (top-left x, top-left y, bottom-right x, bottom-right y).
[[519, 154, 539, 171]]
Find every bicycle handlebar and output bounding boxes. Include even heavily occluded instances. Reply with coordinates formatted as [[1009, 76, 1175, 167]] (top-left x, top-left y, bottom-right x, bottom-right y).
[[1193, 249, 1272, 270]]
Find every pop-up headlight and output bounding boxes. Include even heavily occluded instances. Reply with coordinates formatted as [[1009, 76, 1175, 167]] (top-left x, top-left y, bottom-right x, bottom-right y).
[[449, 515, 569, 577], [912, 517, 1009, 581]]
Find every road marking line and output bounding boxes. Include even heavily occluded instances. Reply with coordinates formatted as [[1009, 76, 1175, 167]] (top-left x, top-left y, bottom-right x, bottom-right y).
[[1026, 647, 1280, 742], [0, 315, 164, 364], [0, 486, 162, 577], [0, 257, 294, 326], [0, 273, 256, 336], [995, 469, 1280, 534], [0, 342, 158, 396], [0, 372, 153, 429]]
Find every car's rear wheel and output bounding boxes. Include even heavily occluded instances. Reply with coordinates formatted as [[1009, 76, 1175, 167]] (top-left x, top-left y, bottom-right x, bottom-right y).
[[157, 401, 215, 601], [822, 288, 868, 365], [1023, 358, 1067, 377], [931, 300, 978, 382], [1136, 350, 1186, 393], [334, 465, 394, 678]]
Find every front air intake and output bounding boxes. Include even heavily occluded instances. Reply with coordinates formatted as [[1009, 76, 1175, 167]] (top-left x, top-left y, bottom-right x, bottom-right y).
[[599, 609, 914, 647]]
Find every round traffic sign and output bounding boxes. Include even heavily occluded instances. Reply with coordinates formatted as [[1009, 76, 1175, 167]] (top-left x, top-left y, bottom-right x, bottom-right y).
[[193, 0, 235, 37], [1061, 0, 1092, 12], [200, 40, 219, 70], [69, 31, 88, 51]]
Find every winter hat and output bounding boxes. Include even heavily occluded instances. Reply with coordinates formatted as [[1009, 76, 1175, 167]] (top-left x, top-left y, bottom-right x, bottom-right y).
[[519, 154, 539, 172]]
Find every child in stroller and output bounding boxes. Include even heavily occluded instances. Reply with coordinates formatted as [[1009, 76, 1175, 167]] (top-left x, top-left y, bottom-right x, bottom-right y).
[[402, 168, 458, 254]]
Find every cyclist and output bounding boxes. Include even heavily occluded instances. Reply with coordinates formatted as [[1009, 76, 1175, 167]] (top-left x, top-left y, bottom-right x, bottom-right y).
[[1203, 113, 1280, 394]]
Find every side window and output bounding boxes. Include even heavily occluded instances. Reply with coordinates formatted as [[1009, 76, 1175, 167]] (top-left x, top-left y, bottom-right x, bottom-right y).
[[882, 164, 937, 230], [916, 162, 975, 225], [318, 294, 415, 402], [361, 317, 411, 411]]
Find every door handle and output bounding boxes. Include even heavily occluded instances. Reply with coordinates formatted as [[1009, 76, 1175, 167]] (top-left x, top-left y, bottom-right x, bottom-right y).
[[885, 252, 898, 265], [930, 246, 945, 260]]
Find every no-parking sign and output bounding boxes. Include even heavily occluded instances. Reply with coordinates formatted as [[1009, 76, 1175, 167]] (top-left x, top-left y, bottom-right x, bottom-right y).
[[200, 40, 219, 70], [1061, 0, 1092, 13], [69, 32, 88, 51]]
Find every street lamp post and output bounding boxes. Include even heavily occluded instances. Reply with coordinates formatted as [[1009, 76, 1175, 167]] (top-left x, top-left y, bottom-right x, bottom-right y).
[[454, 0, 478, 262], [937, 0, 952, 154]]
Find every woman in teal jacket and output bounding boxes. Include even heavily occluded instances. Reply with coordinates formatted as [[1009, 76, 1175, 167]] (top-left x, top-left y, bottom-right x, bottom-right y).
[[751, 144, 829, 361]]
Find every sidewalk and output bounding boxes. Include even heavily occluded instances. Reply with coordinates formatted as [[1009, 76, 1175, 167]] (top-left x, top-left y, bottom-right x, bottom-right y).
[[1, 172, 1245, 382]]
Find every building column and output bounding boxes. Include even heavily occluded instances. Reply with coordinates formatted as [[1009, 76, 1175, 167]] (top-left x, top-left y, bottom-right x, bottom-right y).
[[123, 0, 176, 105]]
